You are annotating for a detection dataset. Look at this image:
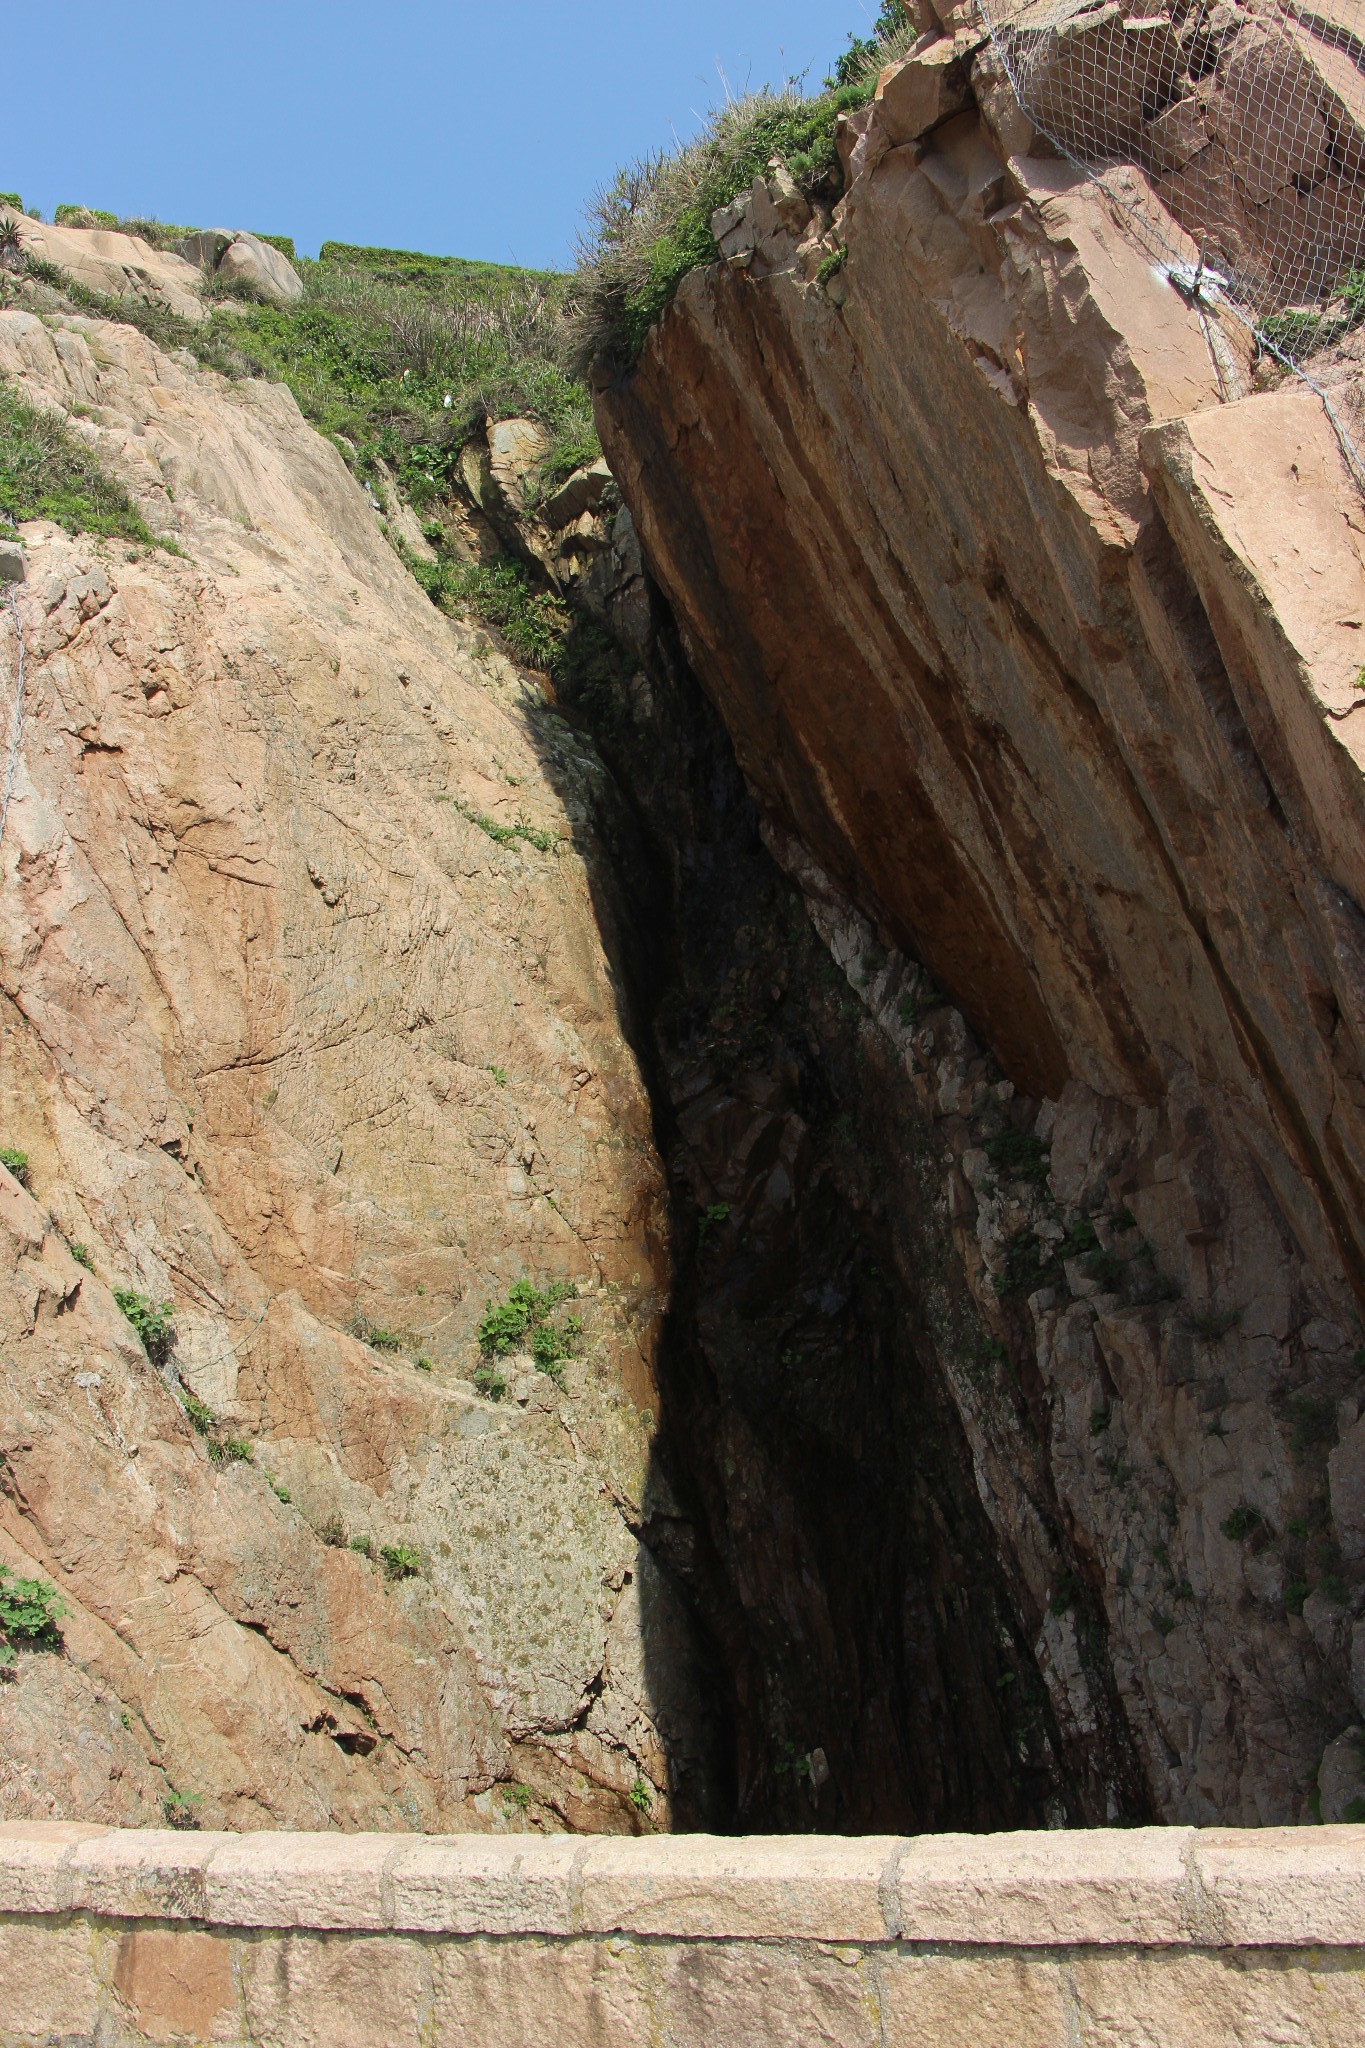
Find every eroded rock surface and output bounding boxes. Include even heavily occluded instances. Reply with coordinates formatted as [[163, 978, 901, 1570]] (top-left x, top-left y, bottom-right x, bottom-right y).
[[593, 50, 1365, 1821], [0, 307, 713, 1833]]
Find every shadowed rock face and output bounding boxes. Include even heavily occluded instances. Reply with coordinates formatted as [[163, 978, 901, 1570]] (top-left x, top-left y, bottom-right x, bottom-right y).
[[593, 59, 1365, 1822]]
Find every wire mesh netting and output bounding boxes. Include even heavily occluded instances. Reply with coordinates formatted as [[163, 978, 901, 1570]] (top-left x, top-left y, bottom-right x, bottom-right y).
[[979, 0, 1365, 467]]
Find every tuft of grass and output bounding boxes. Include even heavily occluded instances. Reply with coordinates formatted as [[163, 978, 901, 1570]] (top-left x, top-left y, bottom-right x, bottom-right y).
[[421, 556, 569, 671], [697, 1201, 731, 1250], [68, 1241, 94, 1271], [207, 1435, 253, 1466], [162, 1789, 201, 1830], [487, 1064, 509, 1086], [0, 380, 161, 544], [381, 1543, 423, 1582], [984, 1127, 1051, 1187], [0, 1146, 29, 1187], [350, 1314, 405, 1353], [502, 1780, 534, 1812], [573, 9, 914, 369], [474, 1362, 508, 1401], [114, 1288, 175, 1368], [445, 792, 560, 854], [319, 1515, 347, 1548]]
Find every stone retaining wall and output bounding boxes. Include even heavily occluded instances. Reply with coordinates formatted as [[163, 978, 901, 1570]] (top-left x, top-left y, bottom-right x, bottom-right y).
[[3, 1822, 1365, 2044]]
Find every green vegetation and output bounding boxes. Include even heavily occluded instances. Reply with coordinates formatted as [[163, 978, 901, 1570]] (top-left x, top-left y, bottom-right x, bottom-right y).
[[446, 793, 561, 854], [380, 1543, 423, 1581], [1288, 1395, 1338, 1463], [350, 1314, 405, 1353], [816, 245, 847, 287], [502, 1780, 534, 1813], [627, 1776, 654, 1815], [268, 1476, 292, 1504], [697, 1201, 731, 1250], [56, 203, 120, 228], [0, 1146, 29, 1187], [476, 1278, 583, 1383], [68, 1242, 94, 1272], [178, 1389, 252, 1464], [114, 1288, 175, 1368], [0, 1563, 64, 1674], [349, 1534, 374, 1558], [419, 558, 569, 670], [319, 1515, 347, 1548], [1285, 1577, 1310, 1617], [574, 10, 913, 367], [983, 1127, 1051, 1188], [487, 1064, 509, 1086], [162, 1789, 201, 1830], [0, 380, 160, 544], [1220, 1504, 1265, 1542]]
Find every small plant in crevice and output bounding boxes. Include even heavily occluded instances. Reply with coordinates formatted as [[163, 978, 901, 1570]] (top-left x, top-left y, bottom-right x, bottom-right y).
[[477, 1277, 580, 1383], [0, 1564, 64, 1676], [627, 1776, 654, 1815], [445, 794, 560, 855], [318, 1515, 348, 1548], [0, 1146, 30, 1187], [178, 1390, 252, 1466], [349, 1313, 405, 1353], [1285, 1577, 1311, 1617], [1286, 1394, 1338, 1464], [68, 1241, 94, 1271], [1221, 1504, 1265, 1542], [696, 1201, 731, 1251], [114, 1288, 176, 1369], [502, 1781, 534, 1813], [1049, 1571, 1083, 1618], [162, 1789, 202, 1831], [380, 1543, 423, 1582]]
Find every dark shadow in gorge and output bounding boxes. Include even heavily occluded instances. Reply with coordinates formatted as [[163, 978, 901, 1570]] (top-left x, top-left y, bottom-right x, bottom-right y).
[[517, 531, 1113, 1834]]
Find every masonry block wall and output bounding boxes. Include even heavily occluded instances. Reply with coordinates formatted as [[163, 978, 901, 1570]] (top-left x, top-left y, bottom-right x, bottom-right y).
[[3, 1823, 1365, 2045]]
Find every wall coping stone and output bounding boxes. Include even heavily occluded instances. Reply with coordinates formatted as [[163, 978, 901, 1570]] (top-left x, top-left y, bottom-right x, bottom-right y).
[[3, 1822, 1364, 1947]]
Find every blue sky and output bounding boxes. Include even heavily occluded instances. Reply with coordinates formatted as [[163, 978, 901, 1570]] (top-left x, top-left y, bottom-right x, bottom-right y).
[[10, 3, 884, 270]]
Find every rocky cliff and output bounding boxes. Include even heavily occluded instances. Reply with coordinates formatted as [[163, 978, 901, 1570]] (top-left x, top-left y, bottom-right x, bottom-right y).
[[591, 27, 1365, 1824], [0, 300, 717, 1833]]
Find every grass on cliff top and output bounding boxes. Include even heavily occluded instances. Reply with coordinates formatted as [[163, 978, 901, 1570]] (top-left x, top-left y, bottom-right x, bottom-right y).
[[572, 2, 913, 369], [15, 221, 597, 507], [0, 378, 160, 544]]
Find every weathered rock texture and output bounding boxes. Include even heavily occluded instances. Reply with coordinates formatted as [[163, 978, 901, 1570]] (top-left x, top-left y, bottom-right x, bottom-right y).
[[0, 307, 716, 1833], [594, 44, 1365, 1823]]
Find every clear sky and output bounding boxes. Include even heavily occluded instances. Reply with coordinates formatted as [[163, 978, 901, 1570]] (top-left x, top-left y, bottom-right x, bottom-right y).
[[10, 2, 884, 270]]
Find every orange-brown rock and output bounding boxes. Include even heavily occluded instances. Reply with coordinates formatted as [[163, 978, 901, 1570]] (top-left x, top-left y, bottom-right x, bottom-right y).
[[0, 307, 705, 1832], [593, 74, 1365, 1819]]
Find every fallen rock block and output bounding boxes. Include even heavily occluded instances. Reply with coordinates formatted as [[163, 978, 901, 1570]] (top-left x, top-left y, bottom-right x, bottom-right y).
[[215, 232, 304, 307], [0, 538, 24, 585], [876, 36, 974, 146], [544, 459, 613, 530]]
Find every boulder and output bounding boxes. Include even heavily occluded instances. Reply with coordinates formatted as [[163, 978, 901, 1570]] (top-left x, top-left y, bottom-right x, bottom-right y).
[[11, 212, 204, 321], [176, 227, 236, 271], [486, 417, 551, 516], [875, 36, 974, 146], [215, 232, 304, 307], [0, 538, 24, 585], [544, 458, 613, 530]]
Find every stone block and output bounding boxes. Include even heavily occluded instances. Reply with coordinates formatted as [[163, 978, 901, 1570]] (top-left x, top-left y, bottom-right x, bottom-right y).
[[0, 1820, 109, 1913], [880, 1952, 1070, 2048], [0, 1917, 101, 2038], [70, 1825, 219, 1921], [578, 1831, 897, 1940], [216, 232, 305, 309], [389, 1834, 581, 1934], [653, 1939, 880, 2048], [1069, 1946, 1365, 2045], [242, 1930, 425, 2048], [431, 1936, 654, 2048], [203, 1830, 403, 1930], [112, 1927, 238, 2044], [1191, 1826, 1365, 1945], [0, 537, 24, 584], [894, 1827, 1197, 1944]]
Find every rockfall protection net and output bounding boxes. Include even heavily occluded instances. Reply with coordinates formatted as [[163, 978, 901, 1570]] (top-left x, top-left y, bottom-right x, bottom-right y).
[[979, 0, 1365, 470]]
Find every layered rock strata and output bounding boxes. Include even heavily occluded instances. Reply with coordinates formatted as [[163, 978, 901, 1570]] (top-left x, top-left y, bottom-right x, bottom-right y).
[[592, 37, 1365, 1821]]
